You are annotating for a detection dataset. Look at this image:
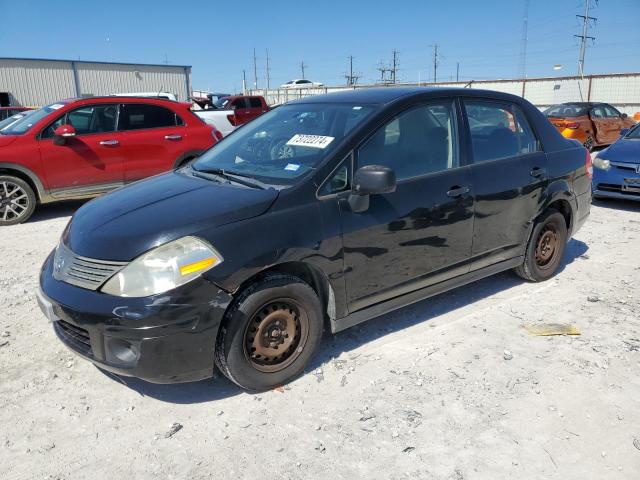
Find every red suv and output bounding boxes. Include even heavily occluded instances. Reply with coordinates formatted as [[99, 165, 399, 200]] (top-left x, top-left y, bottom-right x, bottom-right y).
[[0, 96, 221, 225]]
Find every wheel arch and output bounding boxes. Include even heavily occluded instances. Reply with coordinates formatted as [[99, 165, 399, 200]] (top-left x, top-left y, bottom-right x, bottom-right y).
[[233, 261, 337, 332], [0, 162, 48, 203], [173, 150, 204, 169], [541, 181, 576, 233]]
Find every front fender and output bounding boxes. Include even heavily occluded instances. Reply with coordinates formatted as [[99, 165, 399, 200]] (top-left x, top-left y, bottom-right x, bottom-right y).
[[0, 162, 50, 202]]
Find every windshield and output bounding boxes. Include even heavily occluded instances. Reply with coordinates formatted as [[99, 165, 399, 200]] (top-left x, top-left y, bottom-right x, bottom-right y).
[[543, 104, 589, 117], [0, 102, 66, 135], [0, 110, 35, 131], [193, 103, 377, 185], [625, 124, 640, 139], [213, 97, 230, 109]]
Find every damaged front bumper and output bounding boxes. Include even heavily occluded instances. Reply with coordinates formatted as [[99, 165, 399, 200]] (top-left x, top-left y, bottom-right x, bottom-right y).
[[38, 252, 233, 384]]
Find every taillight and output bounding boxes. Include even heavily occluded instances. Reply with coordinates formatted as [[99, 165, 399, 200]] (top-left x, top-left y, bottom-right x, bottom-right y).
[[211, 128, 223, 141], [227, 114, 238, 127], [565, 122, 580, 130], [585, 149, 593, 179]]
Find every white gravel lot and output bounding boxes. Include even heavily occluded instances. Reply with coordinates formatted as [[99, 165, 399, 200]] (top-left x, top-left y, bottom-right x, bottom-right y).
[[1, 198, 640, 480]]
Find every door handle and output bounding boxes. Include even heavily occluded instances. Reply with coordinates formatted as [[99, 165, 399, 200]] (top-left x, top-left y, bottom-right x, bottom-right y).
[[164, 134, 182, 141], [99, 140, 119, 147], [530, 167, 547, 178], [446, 186, 470, 198]]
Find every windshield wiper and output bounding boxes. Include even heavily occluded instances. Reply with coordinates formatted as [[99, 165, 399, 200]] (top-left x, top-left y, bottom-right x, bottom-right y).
[[192, 166, 268, 190]]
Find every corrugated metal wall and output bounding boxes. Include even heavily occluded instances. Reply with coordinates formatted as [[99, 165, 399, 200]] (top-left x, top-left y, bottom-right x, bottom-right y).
[[0, 59, 76, 106], [251, 73, 640, 116], [0, 58, 191, 106]]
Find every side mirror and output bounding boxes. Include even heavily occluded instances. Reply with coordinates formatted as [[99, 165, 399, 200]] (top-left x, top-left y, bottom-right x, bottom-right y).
[[353, 165, 396, 195], [53, 124, 76, 146], [348, 165, 396, 213], [620, 128, 629, 137], [621, 113, 628, 119]]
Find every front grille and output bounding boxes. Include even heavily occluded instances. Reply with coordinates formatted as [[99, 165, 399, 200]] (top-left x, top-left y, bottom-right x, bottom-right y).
[[54, 320, 92, 356], [52, 243, 127, 291], [610, 161, 639, 173], [597, 183, 640, 196]]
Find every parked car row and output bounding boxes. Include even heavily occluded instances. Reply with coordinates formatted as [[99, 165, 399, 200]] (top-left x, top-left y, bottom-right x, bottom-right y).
[[0, 96, 221, 225], [193, 95, 270, 137]]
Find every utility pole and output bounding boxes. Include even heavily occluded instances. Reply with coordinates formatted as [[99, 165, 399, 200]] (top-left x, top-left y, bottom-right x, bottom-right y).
[[345, 55, 360, 86], [456, 62, 460, 82], [518, 0, 530, 79], [391, 49, 399, 84], [300, 61, 308, 79], [432, 44, 439, 83], [242, 70, 247, 95], [377, 62, 390, 84], [252, 48, 258, 90], [575, 0, 596, 78], [265, 49, 271, 90]]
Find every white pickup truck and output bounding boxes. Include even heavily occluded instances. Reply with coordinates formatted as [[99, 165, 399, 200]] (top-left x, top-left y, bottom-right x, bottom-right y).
[[193, 95, 270, 137]]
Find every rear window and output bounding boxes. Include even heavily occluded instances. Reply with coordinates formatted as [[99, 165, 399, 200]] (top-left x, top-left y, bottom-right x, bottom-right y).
[[543, 104, 589, 117]]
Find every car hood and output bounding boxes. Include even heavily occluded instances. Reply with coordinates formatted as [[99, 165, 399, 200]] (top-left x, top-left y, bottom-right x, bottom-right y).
[[0, 135, 19, 147], [66, 171, 279, 261], [602, 138, 640, 163]]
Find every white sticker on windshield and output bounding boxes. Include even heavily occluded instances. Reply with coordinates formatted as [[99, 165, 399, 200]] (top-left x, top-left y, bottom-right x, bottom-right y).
[[286, 134, 335, 149], [285, 163, 300, 171], [49, 104, 64, 110]]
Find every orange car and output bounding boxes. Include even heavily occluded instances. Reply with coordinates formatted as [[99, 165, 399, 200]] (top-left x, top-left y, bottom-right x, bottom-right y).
[[543, 102, 635, 150]]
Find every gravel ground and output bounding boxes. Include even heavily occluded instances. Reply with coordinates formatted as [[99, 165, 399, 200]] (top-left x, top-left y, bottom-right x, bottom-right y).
[[1, 198, 640, 480]]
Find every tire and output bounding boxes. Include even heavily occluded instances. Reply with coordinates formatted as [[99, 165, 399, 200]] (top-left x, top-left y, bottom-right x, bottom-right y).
[[0, 175, 36, 226], [514, 210, 568, 282], [215, 273, 324, 391]]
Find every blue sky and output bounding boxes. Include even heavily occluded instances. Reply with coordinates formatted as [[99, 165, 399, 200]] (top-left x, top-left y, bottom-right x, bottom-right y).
[[1, 0, 639, 93]]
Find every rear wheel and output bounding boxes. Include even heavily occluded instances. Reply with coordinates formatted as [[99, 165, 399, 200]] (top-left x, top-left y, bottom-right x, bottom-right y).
[[215, 273, 324, 391], [0, 176, 36, 226], [514, 210, 568, 282]]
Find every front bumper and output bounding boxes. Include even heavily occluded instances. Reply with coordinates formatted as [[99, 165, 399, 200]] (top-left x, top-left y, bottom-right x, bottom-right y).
[[38, 252, 233, 384], [593, 163, 640, 201]]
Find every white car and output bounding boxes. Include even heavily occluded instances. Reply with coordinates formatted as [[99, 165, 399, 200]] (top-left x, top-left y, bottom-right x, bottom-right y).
[[280, 79, 323, 89]]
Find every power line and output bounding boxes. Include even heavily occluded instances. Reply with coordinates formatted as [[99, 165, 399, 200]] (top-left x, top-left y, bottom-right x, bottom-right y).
[[575, 0, 597, 78], [518, 0, 530, 79], [253, 48, 258, 89], [265, 49, 271, 89], [345, 55, 360, 86], [431, 44, 439, 83], [391, 49, 399, 84]]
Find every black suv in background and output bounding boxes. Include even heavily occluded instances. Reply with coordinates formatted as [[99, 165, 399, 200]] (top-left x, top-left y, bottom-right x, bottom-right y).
[[38, 88, 592, 391]]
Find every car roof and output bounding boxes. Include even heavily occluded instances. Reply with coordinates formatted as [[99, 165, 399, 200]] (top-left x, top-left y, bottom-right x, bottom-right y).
[[559, 102, 605, 107], [63, 96, 182, 105], [287, 86, 524, 105]]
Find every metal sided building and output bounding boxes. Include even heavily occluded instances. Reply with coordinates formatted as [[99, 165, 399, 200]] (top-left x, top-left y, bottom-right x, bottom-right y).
[[0, 57, 192, 107]]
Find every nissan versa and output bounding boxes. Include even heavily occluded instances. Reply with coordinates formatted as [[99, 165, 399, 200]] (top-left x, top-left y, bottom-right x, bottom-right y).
[[38, 88, 592, 391]]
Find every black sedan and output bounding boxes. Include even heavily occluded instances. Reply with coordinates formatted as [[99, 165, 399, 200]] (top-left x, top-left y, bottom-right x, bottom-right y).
[[38, 87, 591, 390]]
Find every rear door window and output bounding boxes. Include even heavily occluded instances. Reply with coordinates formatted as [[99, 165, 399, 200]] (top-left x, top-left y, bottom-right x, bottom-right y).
[[118, 103, 178, 131], [232, 98, 248, 109], [464, 100, 540, 163]]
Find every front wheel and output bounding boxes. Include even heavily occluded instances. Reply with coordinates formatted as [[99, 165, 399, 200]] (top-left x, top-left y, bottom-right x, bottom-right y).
[[0, 175, 36, 226], [215, 274, 324, 391], [514, 210, 568, 282]]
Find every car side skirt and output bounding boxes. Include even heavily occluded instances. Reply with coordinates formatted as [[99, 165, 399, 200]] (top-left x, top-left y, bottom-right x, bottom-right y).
[[331, 256, 523, 334]]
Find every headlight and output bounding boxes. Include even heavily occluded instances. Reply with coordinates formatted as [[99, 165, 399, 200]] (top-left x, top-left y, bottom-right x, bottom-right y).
[[101, 236, 223, 297], [592, 156, 611, 171]]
